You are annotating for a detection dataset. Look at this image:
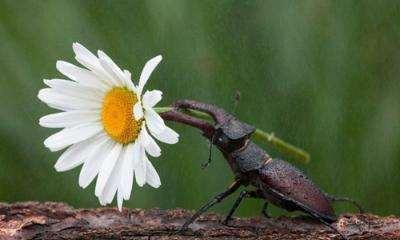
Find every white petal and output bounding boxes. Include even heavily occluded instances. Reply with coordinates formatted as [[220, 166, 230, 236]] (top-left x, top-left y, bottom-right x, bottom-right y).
[[95, 143, 123, 196], [56, 61, 108, 90], [144, 108, 166, 134], [134, 146, 146, 187], [123, 70, 136, 91], [47, 103, 70, 112], [133, 102, 144, 120], [44, 79, 105, 100], [122, 143, 135, 200], [72, 42, 100, 71], [54, 145, 86, 172], [98, 50, 126, 86], [78, 137, 112, 188], [39, 110, 100, 128], [138, 123, 151, 147], [98, 59, 120, 86], [99, 147, 125, 205], [117, 189, 123, 211], [138, 124, 161, 157], [99, 198, 107, 206], [101, 175, 118, 205], [144, 134, 161, 157], [138, 55, 162, 95], [56, 60, 84, 81], [54, 134, 105, 172], [145, 159, 161, 188], [142, 90, 162, 108], [150, 125, 179, 144], [131, 141, 141, 169], [38, 88, 102, 110], [72, 43, 115, 87], [44, 123, 103, 152]]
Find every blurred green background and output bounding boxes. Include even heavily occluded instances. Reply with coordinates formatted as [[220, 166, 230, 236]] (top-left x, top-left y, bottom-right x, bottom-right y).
[[0, 0, 399, 217]]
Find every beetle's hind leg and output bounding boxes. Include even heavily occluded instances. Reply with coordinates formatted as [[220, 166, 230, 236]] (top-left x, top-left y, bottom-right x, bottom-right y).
[[328, 195, 364, 213], [261, 202, 270, 218], [223, 190, 264, 225]]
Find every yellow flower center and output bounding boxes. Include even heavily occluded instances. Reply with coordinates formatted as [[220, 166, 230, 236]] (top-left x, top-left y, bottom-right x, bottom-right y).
[[101, 87, 142, 144]]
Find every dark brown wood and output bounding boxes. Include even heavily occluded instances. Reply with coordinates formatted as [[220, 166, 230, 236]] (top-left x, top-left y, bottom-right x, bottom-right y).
[[0, 202, 399, 239]]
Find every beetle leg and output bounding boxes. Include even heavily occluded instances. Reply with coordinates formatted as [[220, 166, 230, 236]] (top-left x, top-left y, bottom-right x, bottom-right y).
[[223, 190, 248, 225], [312, 216, 348, 240], [261, 187, 347, 240], [180, 180, 242, 231], [328, 195, 364, 213], [201, 134, 216, 169], [261, 202, 270, 218], [223, 190, 263, 225]]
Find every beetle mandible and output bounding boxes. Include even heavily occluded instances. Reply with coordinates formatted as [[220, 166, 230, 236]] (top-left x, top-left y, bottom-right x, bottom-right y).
[[161, 99, 362, 237]]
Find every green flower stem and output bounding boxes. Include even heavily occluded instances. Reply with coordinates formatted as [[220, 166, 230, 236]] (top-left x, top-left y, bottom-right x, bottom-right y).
[[154, 107, 310, 164], [252, 129, 310, 164]]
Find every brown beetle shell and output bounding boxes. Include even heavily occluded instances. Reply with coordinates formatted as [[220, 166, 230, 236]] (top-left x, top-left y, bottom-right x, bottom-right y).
[[258, 159, 335, 221]]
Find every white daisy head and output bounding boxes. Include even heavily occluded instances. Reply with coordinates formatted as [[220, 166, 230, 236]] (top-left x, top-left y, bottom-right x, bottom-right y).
[[38, 42, 179, 210]]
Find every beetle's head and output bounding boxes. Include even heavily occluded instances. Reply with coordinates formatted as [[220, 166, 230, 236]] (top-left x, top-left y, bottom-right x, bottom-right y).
[[213, 118, 255, 153]]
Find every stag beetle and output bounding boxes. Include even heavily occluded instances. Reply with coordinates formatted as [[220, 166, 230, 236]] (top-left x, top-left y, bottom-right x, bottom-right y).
[[161, 99, 362, 238]]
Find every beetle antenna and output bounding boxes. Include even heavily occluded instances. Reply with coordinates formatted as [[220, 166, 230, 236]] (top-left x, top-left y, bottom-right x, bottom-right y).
[[201, 133, 215, 169], [232, 90, 241, 115]]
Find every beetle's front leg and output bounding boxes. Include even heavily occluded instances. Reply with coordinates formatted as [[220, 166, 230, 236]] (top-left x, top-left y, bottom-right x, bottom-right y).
[[180, 180, 242, 231]]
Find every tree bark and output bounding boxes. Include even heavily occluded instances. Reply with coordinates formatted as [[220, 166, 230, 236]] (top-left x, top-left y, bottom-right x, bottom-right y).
[[0, 202, 399, 239]]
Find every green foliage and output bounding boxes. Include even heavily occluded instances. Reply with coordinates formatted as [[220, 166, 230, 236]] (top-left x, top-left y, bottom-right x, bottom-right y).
[[0, 0, 399, 216]]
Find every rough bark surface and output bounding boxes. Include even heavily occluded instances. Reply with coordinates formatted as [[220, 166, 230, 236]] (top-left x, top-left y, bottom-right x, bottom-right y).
[[0, 202, 399, 240]]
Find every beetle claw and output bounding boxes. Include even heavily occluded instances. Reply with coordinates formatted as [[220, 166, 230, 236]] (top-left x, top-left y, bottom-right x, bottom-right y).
[[262, 212, 270, 218], [261, 202, 270, 218], [201, 161, 210, 169], [221, 217, 231, 226]]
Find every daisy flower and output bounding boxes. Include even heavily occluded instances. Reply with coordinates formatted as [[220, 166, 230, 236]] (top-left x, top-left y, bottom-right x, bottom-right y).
[[38, 43, 179, 210]]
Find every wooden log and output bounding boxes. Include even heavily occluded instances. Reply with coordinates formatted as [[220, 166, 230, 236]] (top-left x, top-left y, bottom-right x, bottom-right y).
[[0, 202, 398, 239]]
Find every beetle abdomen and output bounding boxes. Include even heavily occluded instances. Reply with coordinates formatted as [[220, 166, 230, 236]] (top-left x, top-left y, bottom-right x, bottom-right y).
[[258, 159, 335, 221]]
